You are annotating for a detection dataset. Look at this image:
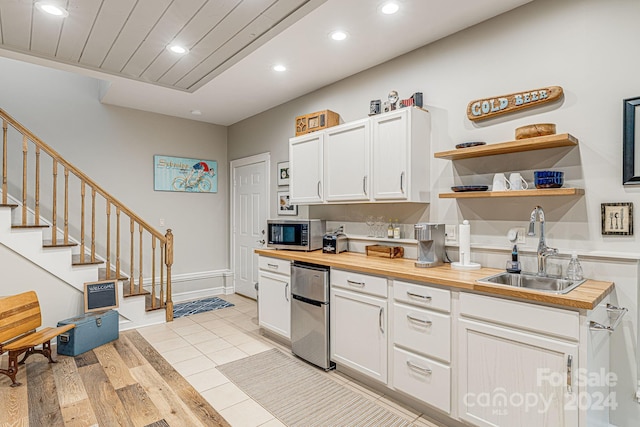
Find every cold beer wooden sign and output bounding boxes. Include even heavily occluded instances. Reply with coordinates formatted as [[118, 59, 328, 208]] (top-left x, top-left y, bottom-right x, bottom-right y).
[[466, 86, 563, 121]]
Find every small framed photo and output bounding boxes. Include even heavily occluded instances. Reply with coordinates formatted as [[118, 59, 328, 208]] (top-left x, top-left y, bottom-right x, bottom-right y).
[[277, 190, 297, 216], [601, 202, 633, 235], [277, 161, 290, 186]]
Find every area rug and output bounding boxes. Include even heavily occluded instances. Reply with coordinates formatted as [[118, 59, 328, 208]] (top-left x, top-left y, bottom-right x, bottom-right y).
[[218, 349, 415, 427], [173, 296, 234, 318]]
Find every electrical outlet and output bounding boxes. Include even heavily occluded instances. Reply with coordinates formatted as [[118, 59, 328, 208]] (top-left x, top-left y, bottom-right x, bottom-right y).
[[516, 227, 526, 244], [159, 218, 165, 227], [445, 224, 457, 242]]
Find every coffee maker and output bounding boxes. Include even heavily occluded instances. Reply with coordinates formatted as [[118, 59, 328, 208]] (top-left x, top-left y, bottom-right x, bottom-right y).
[[414, 223, 445, 268]]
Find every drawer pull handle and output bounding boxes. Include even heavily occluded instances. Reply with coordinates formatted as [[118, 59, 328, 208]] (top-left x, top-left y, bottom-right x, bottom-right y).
[[406, 314, 432, 326], [589, 304, 628, 332], [406, 291, 431, 301], [347, 279, 365, 287], [406, 360, 432, 375], [267, 263, 279, 269], [567, 355, 573, 394]]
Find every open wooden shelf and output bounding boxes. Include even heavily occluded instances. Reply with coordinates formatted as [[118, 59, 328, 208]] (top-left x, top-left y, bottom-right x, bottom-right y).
[[434, 133, 578, 160], [439, 188, 584, 199]]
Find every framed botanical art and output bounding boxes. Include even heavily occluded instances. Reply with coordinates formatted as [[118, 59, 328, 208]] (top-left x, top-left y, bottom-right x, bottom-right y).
[[601, 202, 633, 235], [277, 161, 290, 186], [277, 190, 297, 215]]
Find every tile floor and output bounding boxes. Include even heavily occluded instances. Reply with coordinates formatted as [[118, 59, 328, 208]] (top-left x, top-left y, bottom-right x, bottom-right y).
[[136, 293, 443, 427]]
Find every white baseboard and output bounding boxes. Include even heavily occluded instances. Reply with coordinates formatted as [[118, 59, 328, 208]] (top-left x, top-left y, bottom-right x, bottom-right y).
[[172, 287, 227, 303]]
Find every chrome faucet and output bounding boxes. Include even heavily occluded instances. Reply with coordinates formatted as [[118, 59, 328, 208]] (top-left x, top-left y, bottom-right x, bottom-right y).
[[528, 206, 559, 276]]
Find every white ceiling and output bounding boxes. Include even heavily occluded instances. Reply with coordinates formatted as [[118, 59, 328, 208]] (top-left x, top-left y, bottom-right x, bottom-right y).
[[0, 0, 533, 126]]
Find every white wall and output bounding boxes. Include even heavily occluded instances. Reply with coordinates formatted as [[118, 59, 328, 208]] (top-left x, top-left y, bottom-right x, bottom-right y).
[[228, 0, 640, 423], [0, 57, 230, 296]]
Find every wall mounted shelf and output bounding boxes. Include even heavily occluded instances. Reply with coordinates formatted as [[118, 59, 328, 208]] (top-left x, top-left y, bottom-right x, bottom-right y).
[[434, 133, 578, 160], [439, 188, 584, 199]]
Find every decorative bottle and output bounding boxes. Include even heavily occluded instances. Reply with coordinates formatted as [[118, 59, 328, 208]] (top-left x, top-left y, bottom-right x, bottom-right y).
[[565, 252, 583, 281], [387, 220, 394, 238], [393, 219, 400, 239]]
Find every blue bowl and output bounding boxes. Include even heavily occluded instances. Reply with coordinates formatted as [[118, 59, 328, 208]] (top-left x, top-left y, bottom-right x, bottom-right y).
[[534, 171, 564, 188]]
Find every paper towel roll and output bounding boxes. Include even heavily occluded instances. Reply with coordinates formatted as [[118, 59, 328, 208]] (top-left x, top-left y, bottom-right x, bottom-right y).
[[459, 220, 471, 265]]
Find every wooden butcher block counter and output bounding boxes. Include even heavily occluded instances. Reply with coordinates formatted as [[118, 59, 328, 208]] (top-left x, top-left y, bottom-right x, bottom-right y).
[[255, 249, 613, 310]]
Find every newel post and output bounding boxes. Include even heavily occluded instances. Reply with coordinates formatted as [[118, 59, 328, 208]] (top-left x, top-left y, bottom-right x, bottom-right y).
[[164, 229, 174, 322]]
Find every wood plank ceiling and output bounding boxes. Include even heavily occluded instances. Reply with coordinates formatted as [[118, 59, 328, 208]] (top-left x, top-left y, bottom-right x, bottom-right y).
[[0, 0, 315, 92]]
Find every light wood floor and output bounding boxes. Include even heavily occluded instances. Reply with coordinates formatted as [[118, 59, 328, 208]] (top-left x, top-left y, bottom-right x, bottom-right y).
[[0, 330, 230, 427]]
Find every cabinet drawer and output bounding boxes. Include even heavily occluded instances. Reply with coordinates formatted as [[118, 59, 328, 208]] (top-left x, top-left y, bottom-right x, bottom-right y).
[[460, 293, 579, 341], [331, 269, 387, 298], [393, 347, 450, 414], [393, 280, 450, 312], [258, 256, 291, 276], [393, 302, 450, 362]]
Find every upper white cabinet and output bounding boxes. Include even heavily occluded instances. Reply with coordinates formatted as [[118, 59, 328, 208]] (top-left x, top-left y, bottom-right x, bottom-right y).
[[324, 118, 370, 202], [372, 108, 430, 201], [289, 132, 324, 204], [289, 108, 430, 204]]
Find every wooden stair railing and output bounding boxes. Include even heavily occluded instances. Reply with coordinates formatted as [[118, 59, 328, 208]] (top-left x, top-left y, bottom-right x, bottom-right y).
[[1, 108, 174, 321]]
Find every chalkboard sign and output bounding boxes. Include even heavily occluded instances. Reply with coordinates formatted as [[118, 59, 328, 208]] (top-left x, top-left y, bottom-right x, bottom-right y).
[[84, 280, 119, 313]]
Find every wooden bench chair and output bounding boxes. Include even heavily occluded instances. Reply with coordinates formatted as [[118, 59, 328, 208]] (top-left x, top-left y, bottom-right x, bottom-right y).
[[0, 291, 75, 387]]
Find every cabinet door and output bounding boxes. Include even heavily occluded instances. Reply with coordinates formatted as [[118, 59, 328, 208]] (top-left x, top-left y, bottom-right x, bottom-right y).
[[258, 271, 291, 339], [458, 319, 579, 427], [324, 119, 370, 202], [330, 287, 387, 384], [289, 132, 324, 204], [372, 109, 409, 200]]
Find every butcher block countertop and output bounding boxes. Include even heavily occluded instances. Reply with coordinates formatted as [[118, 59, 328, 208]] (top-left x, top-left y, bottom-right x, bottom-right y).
[[255, 249, 613, 310]]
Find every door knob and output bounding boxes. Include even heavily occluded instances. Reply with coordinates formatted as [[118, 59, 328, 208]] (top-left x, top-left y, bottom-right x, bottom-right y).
[[257, 239, 265, 245]]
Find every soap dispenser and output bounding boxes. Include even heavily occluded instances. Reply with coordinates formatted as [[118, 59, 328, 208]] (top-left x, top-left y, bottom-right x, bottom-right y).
[[506, 244, 521, 273]]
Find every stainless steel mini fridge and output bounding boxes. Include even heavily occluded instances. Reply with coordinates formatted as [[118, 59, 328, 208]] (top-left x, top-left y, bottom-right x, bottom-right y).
[[291, 261, 334, 370]]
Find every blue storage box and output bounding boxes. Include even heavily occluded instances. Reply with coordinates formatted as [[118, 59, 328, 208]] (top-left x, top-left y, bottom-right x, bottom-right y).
[[56, 310, 119, 356]]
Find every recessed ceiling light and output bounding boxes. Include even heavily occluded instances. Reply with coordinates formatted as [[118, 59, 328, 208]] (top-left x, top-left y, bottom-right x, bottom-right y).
[[167, 44, 189, 54], [190, 110, 202, 116], [35, 2, 69, 17], [273, 64, 287, 72], [330, 31, 348, 41], [380, 2, 400, 15]]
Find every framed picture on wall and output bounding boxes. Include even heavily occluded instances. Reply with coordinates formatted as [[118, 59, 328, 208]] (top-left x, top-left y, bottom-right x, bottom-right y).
[[277, 191, 297, 215], [277, 161, 290, 186], [601, 202, 633, 235]]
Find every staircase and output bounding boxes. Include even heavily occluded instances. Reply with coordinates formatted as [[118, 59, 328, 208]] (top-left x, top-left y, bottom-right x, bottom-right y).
[[0, 108, 174, 329]]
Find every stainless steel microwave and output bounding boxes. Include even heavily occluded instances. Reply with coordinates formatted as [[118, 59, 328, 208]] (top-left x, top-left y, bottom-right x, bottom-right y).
[[267, 219, 325, 251]]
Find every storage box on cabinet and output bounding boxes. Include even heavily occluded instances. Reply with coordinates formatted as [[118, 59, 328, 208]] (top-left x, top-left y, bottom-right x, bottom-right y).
[[331, 268, 387, 298], [393, 347, 451, 414], [393, 280, 450, 313]]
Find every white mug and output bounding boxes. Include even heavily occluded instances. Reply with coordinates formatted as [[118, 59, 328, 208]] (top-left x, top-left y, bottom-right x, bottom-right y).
[[492, 173, 511, 191], [509, 172, 529, 190]]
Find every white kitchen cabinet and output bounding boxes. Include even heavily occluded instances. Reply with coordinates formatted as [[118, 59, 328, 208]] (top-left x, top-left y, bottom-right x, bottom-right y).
[[289, 132, 324, 204], [457, 293, 581, 427], [258, 256, 291, 339], [324, 118, 370, 202], [371, 108, 430, 201], [331, 270, 387, 384]]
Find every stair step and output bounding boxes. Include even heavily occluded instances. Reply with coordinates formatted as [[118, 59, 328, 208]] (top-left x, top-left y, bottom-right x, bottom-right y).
[[11, 224, 49, 229], [123, 286, 150, 297], [145, 294, 165, 312], [0, 203, 18, 208], [98, 268, 128, 281], [42, 240, 78, 248], [71, 254, 104, 266]]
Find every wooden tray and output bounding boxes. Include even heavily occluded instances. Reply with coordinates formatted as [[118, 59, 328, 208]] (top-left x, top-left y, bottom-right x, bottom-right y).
[[366, 245, 404, 258]]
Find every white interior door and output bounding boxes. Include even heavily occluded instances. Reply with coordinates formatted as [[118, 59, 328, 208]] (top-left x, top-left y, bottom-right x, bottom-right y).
[[231, 154, 269, 298]]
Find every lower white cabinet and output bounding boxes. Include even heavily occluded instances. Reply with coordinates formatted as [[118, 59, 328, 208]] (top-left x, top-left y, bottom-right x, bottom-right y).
[[458, 293, 581, 427], [331, 286, 387, 384], [258, 256, 291, 339]]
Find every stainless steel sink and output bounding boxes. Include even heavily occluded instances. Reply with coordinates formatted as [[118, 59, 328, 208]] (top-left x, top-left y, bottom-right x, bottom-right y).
[[477, 272, 586, 294]]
